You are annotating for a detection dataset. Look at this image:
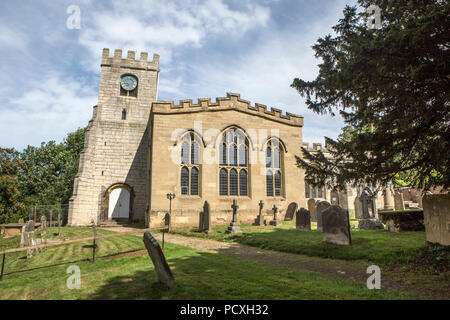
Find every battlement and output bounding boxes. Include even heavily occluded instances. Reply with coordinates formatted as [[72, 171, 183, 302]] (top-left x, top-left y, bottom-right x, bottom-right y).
[[152, 92, 303, 126], [101, 48, 159, 71], [302, 142, 330, 152]]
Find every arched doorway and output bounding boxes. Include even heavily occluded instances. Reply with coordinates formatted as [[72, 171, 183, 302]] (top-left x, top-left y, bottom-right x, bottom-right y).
[[104, 183, 134, 221]]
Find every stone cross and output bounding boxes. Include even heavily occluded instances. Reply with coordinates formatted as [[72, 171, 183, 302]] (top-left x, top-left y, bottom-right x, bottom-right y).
[[225, 200, 242, 234], [253, 200, 265, 226], [269, 204, 282, 226], [143, 232, 176, 288]]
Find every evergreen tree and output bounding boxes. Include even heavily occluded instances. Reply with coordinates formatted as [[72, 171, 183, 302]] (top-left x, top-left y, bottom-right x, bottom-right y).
[[292, 0, 450, 190]]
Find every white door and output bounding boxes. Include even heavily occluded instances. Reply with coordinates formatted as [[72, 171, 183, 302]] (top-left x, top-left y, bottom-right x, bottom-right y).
[[108, 188, 130, 219]]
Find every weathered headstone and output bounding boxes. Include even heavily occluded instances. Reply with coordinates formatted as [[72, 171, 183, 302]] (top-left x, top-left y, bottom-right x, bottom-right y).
[[164, 212, 171, 232], [422, 194, 450, 246], [142, 232, 176, 288], [354, 196, 364, 220], [23, 220, 39, 259], [322, 205, 352, 246], [269, 205, 282, 226], [40, 215, 47, 244], [358, 218, 384, 230], [394, 191, 405, 211], [360, 188, 376, 219], [18, 218, 24, 224], [20, 224, 26, 247], [198, 211, 204, 231], [284, 202, 298, 221], [307, 199, 317, 222], [225, 200, 242, 234], [315, 201, 331, 232], [199, 201, 211, 233], [253, 200, 265, 226], [296, 208, 311, 231]]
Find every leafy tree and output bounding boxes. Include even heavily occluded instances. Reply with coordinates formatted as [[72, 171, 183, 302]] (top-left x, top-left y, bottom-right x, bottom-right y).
[[292, 0, 450, 190], [17, 127, 86, 206], [0, 148, 26, 223]]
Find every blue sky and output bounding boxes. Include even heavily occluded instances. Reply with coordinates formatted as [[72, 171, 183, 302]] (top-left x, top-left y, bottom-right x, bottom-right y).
[[0, 0, 356, 150]]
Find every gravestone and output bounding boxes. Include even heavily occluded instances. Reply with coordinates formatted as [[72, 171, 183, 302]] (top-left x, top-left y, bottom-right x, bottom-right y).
[[199, 201, 211, 233], [40, 215, 47, 244], [23, 220, 39, 259], [354, 196, 364, 220], [360, 188, 376, 219], [269, 205, 282, 226], [253, 200, 265, 226], [164, 212, 171, 232], [394, 191, 405, 211], [20, 224, 26, 247], [322, 205, 352, 246], [307, 199, 317, 222], [315, 201, 331, 232], [18, 218, 24, 224], [225, 200, 242, 234], [142, 232, 176, 288], [422, 194, 450, 246], [296, 208, 311, 231], [284, 202, 298, 221], [358, 218, 384, 230]]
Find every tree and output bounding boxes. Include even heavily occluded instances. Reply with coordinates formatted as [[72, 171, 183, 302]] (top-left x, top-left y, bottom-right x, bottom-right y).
[[292, 0, 450, 191], [0, 148, 26, 223], [17, 127, 86, 206]]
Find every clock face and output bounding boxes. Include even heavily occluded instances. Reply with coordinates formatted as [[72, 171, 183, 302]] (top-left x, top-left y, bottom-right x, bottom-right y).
[[120, 75, 138, 91]]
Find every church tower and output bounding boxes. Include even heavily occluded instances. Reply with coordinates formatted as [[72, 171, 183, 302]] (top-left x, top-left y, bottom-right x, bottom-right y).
[[68, 48, 159, 225]]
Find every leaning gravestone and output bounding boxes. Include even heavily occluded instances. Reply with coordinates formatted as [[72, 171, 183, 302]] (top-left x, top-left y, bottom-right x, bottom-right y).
[[322, 205, 352, 246], [354, 196, 364, 220], [40, 215, 47, 245], [225, 200, 242, 234], [199, 201, 211, 233], [307, 199, 317, 222], [296, 208, 311, 231], [253, 200, 265, 226], [143, 232, 176, 288], [23, 220, 39, 259], [315, 201, 331, 232], [394, 191, 405, 211], [284, 202, 298, 221], [269, 205, 282, 226], [422, 194, 450, 246]]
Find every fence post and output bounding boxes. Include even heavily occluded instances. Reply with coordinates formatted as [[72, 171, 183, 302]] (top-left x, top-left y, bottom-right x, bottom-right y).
[[0, 253, 5, 281], [58, 212, 61, 236]]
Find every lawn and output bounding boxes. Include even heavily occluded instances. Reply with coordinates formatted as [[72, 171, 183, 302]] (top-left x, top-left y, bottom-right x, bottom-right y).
[[0, 238, 424, 300], [170, 221, 430, 265]]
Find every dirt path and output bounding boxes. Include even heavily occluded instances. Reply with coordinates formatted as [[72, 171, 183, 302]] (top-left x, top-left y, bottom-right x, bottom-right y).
[[101, 227, 448, 299]]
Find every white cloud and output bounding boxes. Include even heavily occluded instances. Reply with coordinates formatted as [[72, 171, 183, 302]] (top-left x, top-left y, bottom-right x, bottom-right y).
[[0, 26, 27, 52], [78, 0, 271, 70], [1, 73, 97, 149]]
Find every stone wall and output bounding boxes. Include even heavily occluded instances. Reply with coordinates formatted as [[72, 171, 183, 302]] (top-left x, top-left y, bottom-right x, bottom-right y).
[[68, 49, 159, 225], [147, 93, 305, 228]]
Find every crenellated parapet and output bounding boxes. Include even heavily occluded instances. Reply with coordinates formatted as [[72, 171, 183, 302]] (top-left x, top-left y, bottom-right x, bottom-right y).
[[101, 48, 159, 71], [152, 92, 303, 126], [302, 142, 331, 153]]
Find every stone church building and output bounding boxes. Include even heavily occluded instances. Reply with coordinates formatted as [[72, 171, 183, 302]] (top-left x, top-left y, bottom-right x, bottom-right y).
[[68, 49, 392, 227]]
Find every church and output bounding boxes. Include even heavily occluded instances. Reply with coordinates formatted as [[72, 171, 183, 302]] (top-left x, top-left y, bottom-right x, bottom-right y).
[[67, 49, 393, 227]]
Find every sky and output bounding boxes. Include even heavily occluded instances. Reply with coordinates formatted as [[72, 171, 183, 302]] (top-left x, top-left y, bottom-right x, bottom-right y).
[[0, 0, 357, 151]]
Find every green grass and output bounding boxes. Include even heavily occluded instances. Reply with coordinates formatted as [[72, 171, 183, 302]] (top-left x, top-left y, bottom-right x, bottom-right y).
[[171, 221, 428, 265], [0, 241, 425, 300]]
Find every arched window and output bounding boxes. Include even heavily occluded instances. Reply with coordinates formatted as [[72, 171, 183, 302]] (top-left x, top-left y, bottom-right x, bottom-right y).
[[219, 168, 228, 196], [218, 128, 250, 196], [181, 167, 189, 195], [121, 109, 127, 120], [190, 167, 199, 195], [239, 170, 248, 196], [230, 169, 238, 195], [179, 132, 201, 196], [265, 140, 285, 197]]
